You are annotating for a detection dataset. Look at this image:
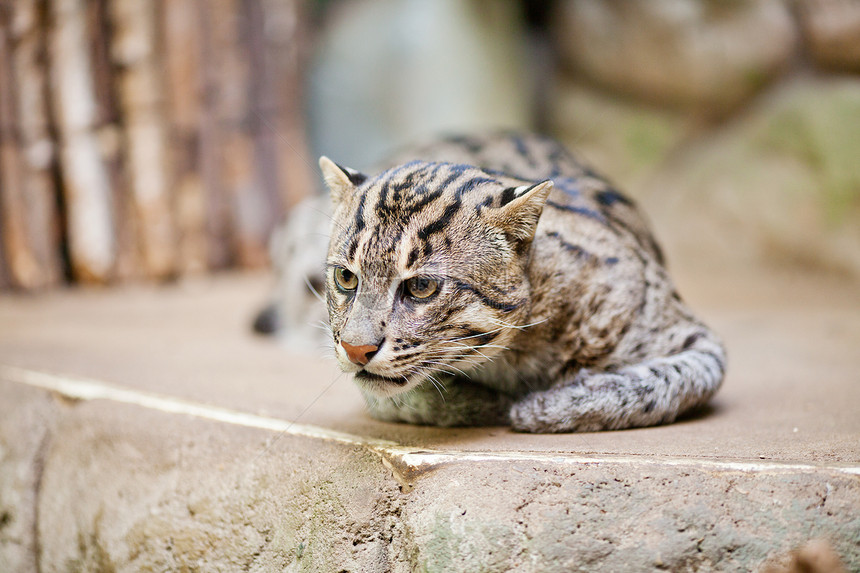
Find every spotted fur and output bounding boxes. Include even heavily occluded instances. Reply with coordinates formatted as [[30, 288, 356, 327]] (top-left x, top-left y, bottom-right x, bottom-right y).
[[253, 196, 331, 350], [322, 132, 725, 432]]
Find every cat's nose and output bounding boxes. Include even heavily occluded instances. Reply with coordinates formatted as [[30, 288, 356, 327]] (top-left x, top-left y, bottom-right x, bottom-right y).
[[341, 341, 380, 366]]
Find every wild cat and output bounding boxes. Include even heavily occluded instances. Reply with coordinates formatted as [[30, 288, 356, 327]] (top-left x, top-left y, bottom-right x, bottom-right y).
[[262, 133, 726, 432], [253, 196, 332, 350]]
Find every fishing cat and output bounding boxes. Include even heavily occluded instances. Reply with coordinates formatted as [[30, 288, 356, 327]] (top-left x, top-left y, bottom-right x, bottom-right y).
[[263, 132, 725, 432], [318, 132, 726, 432]]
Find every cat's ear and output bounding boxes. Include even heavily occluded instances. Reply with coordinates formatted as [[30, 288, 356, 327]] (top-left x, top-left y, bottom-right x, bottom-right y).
[[319, 156, 367, 205], [489, 180, 553, 242]]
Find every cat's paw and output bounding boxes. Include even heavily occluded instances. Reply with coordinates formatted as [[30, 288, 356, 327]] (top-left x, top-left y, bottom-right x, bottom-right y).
[[509, 374, 627, 433], [509, 393, 558, 433], [509, 387, 590, 433]]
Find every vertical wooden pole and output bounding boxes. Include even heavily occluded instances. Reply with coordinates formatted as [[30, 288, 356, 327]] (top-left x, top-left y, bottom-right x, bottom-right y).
[[1, 0, 312, 290], [162, 0, 208, 275], [198, 0, 236, 270], [246, 0, 283, 263], [211, 0, 264, 268], [1, 0, 63, 290], [87, 0, 139, 282], [0, 3, 27, 289], [110, 0, 175, 280], [48, 0, 116, 283], [261, 0, 314, 211]]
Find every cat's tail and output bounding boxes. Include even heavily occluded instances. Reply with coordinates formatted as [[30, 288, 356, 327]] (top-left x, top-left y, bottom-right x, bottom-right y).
[[509, 330, 726, 432]]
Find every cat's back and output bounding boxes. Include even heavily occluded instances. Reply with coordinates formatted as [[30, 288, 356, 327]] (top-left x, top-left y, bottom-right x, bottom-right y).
[[388, 132, 663, 265], [383, 132, 584, 180]]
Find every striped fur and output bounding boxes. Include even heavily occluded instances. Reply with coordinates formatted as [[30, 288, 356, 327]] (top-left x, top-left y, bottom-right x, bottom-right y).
[[323, 133, 725, 432]]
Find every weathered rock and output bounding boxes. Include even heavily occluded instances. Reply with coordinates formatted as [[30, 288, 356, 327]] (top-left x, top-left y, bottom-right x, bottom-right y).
[[1, 273, 859, 570], [405, 460, 860, 572], [548, 79, 690, 193], [4, 385, 860, 572], [644, 77, 860, 279], [308, 0, 531, 170], [0, 382, 56, 573], [797, 0, 860, 72], [553, 0, 797, 113], [33, 399, 408, 572]]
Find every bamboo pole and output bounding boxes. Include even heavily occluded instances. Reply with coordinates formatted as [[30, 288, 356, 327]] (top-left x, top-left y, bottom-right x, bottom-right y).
[[0, 6, 27, 288]]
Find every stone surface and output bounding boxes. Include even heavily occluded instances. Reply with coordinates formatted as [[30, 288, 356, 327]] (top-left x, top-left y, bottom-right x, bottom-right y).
[[797, 0, 860, 72], [1, 272, 858, 570], [308, 0, 531, 170], [0, 383, 54, 573], [553, 0, 797, 113], [548, 79, 690, 193], [642, 77, 860, 279], [33, 399, 404, 571]]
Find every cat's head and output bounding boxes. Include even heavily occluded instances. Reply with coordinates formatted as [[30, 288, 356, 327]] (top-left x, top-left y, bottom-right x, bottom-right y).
[[320, 157, 552, 397]]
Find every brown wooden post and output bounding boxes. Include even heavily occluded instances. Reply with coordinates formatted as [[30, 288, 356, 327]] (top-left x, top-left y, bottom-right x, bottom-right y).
[[0, 0, 64, 290], [261, 0, 315, 212], [246, 0, 283, 264], [198, 0, 238, 270], [162, 0, 208, 275], [110, 0, 176, 280], [210, 0, 262, 268], [87, 0, 140, 282], [48, 0, 117, 283]]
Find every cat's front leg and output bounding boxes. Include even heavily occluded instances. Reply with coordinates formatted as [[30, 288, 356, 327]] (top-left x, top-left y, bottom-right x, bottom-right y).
[[509, 332, 726, 432], [362, 377, 513, 427]]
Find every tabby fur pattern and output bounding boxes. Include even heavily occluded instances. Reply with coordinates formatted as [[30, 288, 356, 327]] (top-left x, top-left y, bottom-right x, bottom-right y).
[[320, 132, 725, 432]]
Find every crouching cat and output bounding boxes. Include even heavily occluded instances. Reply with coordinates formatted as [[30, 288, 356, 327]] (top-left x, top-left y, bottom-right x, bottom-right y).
[[256, 133, 724, 432], [318, 133, 725, 433]]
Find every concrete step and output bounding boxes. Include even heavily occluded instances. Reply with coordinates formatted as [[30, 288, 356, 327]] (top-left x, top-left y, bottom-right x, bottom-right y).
[[1, 270, 858, 572]]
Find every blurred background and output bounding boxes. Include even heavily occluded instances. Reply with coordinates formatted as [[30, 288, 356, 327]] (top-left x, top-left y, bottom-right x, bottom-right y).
[[1, 0, 858, 292]]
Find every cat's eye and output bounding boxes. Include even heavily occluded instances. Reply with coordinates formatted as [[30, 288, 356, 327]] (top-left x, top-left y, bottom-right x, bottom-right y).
[[405, 276, 439, 300], [334, 267, 358, 291]]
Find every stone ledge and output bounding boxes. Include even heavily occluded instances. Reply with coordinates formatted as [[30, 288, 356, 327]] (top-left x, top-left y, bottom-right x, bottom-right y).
[[1, 271, 858, 571], [2, 365, 859, 571]]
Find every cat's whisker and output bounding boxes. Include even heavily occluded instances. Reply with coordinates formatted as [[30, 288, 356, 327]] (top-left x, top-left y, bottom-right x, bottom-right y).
[[409, 366, 447, 401], [445, 340, 509, 352], [426, 374, 448, 401], [309, 204, 346, 233], [304, 277, 327, 304], [421, 349, 486, 370], [309, 320, 332, 333], [488, 317, 549, 331], [421, 359, 468, 378], [436, 343, 495, 361], [422, 350, 487, 365], [448, 326, 506, 343]]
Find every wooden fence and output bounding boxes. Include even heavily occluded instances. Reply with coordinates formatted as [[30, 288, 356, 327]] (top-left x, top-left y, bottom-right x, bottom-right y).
[[0, 0, 313, 290]]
